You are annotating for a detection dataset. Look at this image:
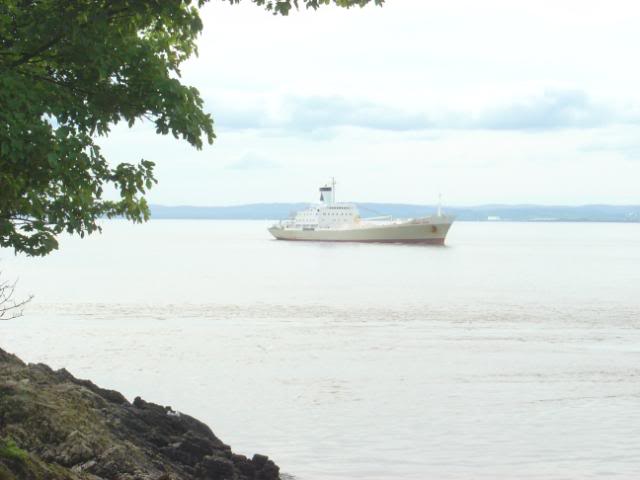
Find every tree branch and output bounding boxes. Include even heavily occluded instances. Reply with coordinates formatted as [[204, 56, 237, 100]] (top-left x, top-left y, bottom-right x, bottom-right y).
[[0, 275, 33, 321], [8, 32, 66, 68]]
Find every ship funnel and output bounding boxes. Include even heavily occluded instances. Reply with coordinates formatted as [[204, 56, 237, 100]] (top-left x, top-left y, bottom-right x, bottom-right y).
[[319, 185, 334, 204], [319, 178, 336, 204]]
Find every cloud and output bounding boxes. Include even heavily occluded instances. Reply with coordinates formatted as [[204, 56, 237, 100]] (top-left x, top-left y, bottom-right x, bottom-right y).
[[471, 89, 613, 130], [209, 94, 432, 132], [212, 106, 265, 130], [580, 137, 640, 161], [209, 89, 638, 134], [281, 96, 432, 132], [225, 152, 279, 170]]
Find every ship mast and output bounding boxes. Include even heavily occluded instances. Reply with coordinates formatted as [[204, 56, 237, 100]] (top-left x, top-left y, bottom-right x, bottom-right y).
[[332, 177, 336, 203]]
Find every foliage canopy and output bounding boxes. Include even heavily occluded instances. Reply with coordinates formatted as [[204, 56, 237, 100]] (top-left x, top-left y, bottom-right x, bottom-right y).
[[0, 0, 382, 256]]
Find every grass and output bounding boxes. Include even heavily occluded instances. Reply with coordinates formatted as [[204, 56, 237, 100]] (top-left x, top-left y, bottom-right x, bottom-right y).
[[0, 438, 27, 463]]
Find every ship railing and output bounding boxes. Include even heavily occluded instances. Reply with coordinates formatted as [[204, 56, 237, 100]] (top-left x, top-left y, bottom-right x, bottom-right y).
[[361, 215, 393, 221]]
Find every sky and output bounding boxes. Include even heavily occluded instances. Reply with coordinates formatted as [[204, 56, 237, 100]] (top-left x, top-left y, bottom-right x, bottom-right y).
[[101, 0, 640, 206]]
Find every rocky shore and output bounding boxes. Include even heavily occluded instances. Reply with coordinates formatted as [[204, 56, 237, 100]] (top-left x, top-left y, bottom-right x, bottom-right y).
[[0, 348, 280, 480]]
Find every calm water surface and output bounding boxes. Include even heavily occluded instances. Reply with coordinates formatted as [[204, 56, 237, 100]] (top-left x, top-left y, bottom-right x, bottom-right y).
[[1, 220, 639, 479]]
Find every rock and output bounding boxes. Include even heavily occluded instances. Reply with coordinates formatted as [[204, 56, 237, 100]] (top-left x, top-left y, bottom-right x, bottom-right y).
[[196, 455, 235, 479], [71, 458, 97, 473], [54, 430, 95, 466], [0, 347, 282, 480], [231, 454, 255, 478], [252, 454, 269, 469], [252, 454, 280, 480]]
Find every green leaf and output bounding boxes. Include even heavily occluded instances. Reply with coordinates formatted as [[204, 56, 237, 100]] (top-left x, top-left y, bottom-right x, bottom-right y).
[[46, 152, 58, 167]]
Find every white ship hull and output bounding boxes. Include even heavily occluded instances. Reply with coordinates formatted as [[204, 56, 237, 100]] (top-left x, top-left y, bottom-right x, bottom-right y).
[[269, 216, 454, 244]]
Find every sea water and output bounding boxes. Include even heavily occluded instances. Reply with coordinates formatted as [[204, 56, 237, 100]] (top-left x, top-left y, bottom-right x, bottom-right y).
[[1, 220, 639, 479]]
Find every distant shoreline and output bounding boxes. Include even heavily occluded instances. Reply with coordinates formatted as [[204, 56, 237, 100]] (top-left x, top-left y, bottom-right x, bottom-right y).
[[149, 203, 640, 223]]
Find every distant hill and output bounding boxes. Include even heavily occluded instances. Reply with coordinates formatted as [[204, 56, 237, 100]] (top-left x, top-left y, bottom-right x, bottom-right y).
[[150, 203, 640, 222]]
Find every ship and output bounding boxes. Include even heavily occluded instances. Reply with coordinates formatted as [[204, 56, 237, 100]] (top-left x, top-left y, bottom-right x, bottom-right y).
[[268, 180, 454, 244]]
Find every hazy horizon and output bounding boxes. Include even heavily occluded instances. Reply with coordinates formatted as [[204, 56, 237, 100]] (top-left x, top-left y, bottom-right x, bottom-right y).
[[146, 203, 640, 222], [149, 200, 640, 208]]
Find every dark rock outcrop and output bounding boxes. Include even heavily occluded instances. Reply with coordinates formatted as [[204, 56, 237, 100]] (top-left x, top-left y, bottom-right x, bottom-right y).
[[0, 348, 280, 480]]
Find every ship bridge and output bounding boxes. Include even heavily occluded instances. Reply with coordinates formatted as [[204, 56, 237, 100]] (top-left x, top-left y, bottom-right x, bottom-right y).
[[292, 179, 359, 229]]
